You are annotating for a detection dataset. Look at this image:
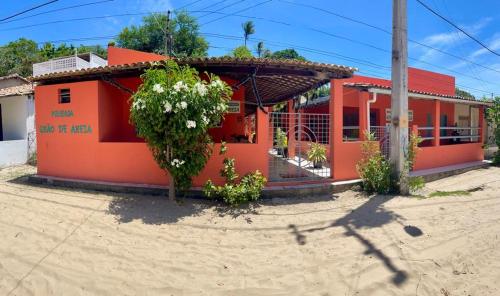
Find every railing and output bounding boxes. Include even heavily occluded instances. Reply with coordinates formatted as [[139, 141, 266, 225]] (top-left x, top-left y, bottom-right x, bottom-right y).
[[417, 126, 434, 141], [33, 53, 107, 76], [440, 127, 480, 142], [414, 126, 481, 143]]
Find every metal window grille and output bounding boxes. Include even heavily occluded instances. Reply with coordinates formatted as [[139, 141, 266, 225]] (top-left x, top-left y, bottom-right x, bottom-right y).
[[269, 112, 331, 182]]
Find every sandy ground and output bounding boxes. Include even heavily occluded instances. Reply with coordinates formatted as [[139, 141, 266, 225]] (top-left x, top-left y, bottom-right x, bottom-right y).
[[0, 166, 499, 296]]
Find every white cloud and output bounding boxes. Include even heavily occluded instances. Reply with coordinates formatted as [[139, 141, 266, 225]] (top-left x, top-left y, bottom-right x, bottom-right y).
[[413, 17, 493, 65], [421, 17, 492, 47], [469, 33, 500, 59]]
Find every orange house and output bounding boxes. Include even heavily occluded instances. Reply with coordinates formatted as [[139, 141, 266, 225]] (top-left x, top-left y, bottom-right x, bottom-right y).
[[300, 68, 490, 180], [32, 47, 490, 191]]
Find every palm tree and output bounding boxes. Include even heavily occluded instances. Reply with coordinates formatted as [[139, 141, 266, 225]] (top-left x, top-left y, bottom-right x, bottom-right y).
[[256, 41, 264, 57], [242, 20, 255, 47]]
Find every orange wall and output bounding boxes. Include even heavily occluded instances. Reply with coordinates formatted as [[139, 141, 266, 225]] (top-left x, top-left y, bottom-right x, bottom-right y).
[[107, 46, 166, 65], [414, 143, 483, 170], [207, 82, 247, 142], [345, 67, 455, 96], [35, 80, 269, 187]]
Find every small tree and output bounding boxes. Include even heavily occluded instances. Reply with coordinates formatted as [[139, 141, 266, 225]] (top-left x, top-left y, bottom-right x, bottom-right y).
[[256, 41, 265, 57], [130, 61, 232, 200], [486, 97, 500, 164], [232, 46, 253, 58], [242, 20, 255, 47]]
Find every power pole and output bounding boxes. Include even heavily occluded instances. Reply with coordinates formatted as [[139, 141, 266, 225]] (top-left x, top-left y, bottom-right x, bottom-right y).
[[390, 0, 409, 194], [165, 10, 173, 56]]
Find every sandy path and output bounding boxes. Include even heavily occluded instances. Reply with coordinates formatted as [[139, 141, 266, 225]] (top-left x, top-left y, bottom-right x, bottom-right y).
[[0, 165, 499, 295]]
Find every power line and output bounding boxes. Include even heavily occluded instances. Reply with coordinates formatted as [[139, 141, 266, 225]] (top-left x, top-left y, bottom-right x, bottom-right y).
[[201, 0, 273, 26], [190, 8, 499, 87], [0, 12, 155, 32], [176, 0, 204, 11], [0, 0, 59, 22], [415, 0, 500, 57], [277, 0, 500, 76], [194, 0, 247, 19], [0, 0, 114, 25], [202, 32, 499, 96], [189, 10, 291, 26]]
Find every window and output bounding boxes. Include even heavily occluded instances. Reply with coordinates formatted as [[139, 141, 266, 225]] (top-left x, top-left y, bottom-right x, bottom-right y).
[[59, 89, 71, 104]]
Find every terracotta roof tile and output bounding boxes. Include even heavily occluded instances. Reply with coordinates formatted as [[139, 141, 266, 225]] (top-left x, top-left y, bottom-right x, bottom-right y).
[[0, 74, 30, 83], [30, 57, 357, 82], [0, 84, 34, 98], [344, 82, 492, 105]]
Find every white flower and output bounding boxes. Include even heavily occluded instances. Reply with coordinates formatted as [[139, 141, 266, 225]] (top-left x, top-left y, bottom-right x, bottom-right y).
[[153, 83, 164, 93], [173, 81, 188, 93], [163, 101, 172, 113], [132, 99, 146, 110], [180, 101, 187, 109], [210, 79, 224, 89], [186, 120, 196, 129], [193, 82, 208, 96], [201, 115, 209, 125], [170, 158, 184, 168]]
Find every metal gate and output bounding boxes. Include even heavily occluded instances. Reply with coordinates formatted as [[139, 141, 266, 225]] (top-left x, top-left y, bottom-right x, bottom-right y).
[[268, 112, 331, 182]]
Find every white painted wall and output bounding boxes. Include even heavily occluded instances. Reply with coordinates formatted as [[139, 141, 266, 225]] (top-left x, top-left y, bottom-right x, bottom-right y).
[[0, 95, 34, 167], [0, 139, 28, 168], [0, 95, 27, 140]]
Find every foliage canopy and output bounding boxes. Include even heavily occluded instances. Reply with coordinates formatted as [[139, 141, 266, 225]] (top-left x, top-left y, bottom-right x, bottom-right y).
[[130, 61, 232, 192], [116, 12, 208, 57]]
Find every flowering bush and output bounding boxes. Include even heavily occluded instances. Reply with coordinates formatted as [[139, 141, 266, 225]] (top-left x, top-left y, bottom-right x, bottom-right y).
[[130, 61, 232, 198]]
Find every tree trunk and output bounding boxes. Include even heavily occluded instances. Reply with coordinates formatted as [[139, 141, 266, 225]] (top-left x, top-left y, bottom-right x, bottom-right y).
[[168, 173, 175, 201]]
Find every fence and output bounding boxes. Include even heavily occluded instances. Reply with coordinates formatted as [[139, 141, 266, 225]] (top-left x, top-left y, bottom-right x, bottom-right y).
[[268, 112, 331, 182]]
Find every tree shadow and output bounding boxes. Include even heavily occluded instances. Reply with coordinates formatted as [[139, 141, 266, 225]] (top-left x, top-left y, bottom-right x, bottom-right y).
[[107, 194, 215, 224], [288, 195, 415, 286]]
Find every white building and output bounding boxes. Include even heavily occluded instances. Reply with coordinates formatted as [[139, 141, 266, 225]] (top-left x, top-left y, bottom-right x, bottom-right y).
[[33, 52, 107, 77], [0, 74, 35, 168]]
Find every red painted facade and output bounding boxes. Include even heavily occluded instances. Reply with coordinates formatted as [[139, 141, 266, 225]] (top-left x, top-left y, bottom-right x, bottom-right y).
[[34, 47, 488, 187]]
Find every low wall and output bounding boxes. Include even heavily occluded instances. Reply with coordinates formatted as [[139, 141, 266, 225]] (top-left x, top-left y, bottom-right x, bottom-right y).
[[333, 141, 364, 181], [38, 141, 268, 187], [0, 140, 28, 168], [414, 143, 484, 171]]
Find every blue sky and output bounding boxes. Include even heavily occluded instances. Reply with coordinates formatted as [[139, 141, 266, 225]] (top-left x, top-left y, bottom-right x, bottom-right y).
[[1, 0, 499, 98]]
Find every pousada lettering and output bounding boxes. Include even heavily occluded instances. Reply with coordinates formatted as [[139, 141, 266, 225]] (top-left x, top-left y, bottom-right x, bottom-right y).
[[39, 124, 55, 133], [51, 110, 74, 117], [70, 124, 92, 134]]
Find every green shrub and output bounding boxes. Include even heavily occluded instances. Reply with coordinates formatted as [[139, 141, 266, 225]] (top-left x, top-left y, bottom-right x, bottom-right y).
[[356, 132, 391, 194], [307, 142, 327, 168], [204, 143, 267, 206], [409, 176, 425, 192]]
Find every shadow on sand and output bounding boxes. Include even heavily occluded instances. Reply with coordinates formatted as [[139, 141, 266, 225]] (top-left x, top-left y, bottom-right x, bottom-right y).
[[7, 173, 418, 286], [288, 195, 418, 286]]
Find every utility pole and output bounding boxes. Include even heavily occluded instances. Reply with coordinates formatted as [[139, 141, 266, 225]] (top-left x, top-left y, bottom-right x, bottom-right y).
[[390, 0, 409, 194], [165, 10, 173, 56]]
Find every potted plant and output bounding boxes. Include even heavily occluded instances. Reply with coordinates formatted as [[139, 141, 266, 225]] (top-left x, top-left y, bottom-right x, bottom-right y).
[[307, 142, 327, 169], [275, 128, 288, 158]]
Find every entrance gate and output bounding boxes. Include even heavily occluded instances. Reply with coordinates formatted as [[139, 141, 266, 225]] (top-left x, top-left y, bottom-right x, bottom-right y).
[[268, 112, 331, 182]]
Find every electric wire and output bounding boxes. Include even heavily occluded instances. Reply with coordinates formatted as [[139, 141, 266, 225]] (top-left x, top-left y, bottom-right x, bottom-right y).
[[415, 0, 500, 57], [0, 0, 59, 22]]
